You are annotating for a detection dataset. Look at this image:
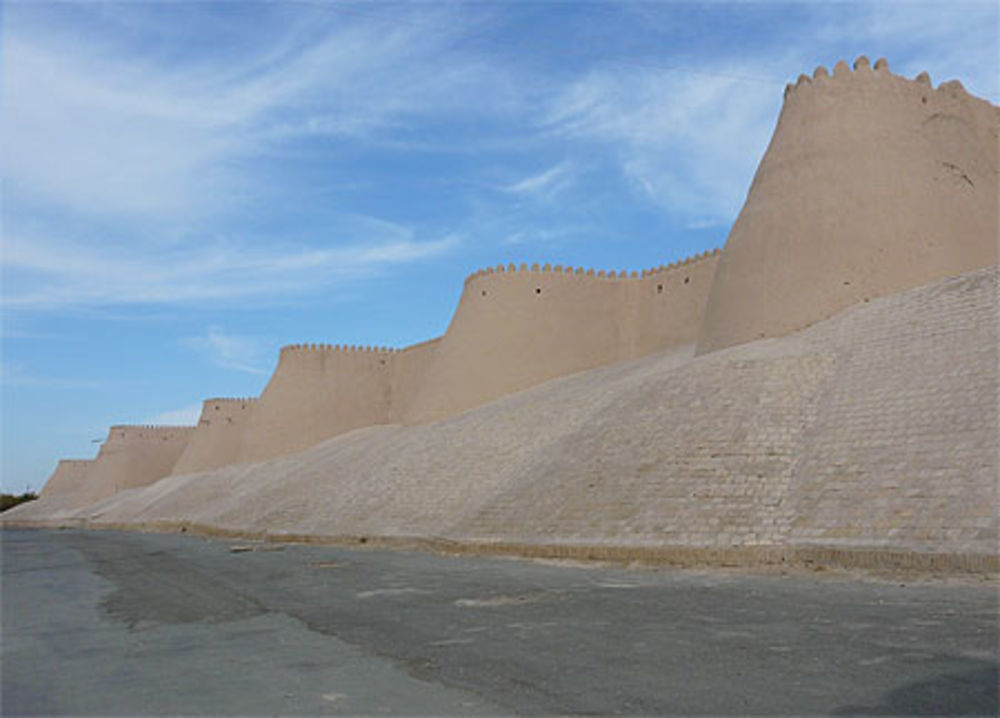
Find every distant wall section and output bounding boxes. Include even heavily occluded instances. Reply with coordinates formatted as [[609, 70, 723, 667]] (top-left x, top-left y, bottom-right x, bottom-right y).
[[172, 398, 257, 476], [240, 345, 393, 463], [405, 253, 719, 423], [39, 459, 94, 502], [697, 57, 1000, 354], [76, 425, 195, 505]]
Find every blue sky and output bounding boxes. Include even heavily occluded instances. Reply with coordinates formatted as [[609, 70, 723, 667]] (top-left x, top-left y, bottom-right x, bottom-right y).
[[3, 0, 998, 492]]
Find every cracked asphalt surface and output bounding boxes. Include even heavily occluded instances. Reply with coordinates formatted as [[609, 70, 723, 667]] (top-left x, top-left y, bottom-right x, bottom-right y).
[[2, 528, 997, 715]]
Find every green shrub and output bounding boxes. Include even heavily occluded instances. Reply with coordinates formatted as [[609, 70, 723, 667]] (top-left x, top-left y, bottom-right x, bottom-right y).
[[0, 492, 38, 512]]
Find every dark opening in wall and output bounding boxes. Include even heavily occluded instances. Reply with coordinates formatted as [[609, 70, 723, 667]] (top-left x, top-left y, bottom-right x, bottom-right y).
[[536, 287, 542, 294], [684, 277, 690, 284], [657, 284, 664, 294], [481, 290, 486, 296]]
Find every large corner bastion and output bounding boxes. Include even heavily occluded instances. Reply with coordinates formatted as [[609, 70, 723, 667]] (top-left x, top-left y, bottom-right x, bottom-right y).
[[9, 57, 999, 573]]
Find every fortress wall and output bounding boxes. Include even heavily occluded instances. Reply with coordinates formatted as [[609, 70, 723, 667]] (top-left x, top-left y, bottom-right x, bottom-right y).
[[171, 398, 257, 476], [39, 459, 94, 501], [633, 251, 721, 357], [56, 267, 998, 561], [403, 264, 636, 423], [405, 256, 721, 424], [76, 425, 195, 505], [388, 336, 442, 423], [239, 344, 393, 463], [697, 57, 1000, 354]]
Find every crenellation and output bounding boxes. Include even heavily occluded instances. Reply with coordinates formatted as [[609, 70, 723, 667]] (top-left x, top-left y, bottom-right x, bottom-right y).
[[852, 54, 870, 71], [938, 79, 966, 95]]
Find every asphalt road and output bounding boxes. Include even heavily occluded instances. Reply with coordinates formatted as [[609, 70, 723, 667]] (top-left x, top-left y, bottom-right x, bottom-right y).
[[2, 528, 997, 716]]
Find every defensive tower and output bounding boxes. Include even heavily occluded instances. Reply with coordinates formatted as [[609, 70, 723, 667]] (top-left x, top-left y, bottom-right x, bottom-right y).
[[697, 57, 999, 353]]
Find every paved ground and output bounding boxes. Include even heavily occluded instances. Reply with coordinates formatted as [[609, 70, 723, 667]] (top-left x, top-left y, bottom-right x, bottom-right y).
[[2, 529, 997, 715]]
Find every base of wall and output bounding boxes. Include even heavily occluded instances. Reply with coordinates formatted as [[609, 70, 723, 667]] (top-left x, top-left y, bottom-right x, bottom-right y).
[[3, 519, 995, 577]]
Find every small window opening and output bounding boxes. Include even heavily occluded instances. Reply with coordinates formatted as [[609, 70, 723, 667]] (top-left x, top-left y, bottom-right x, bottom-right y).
[[684, 277, 690, 284], [535, 287, 542, 294], [481, 290, 486, 296], [657, 284, 663, 294]]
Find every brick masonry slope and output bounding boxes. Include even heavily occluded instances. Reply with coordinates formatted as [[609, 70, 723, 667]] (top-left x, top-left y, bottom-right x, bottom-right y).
[[787, 266, 998, 553]]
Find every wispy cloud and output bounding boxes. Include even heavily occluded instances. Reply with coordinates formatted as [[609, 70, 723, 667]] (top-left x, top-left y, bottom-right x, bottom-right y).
[[1, 4, 497, 222], [1, 2, 477, 313], [144, 403, 203, 427], [502, 162, 575, 200], [543, 64, 781, 223], [183, 327, 269, 375], [2, 228, 459, 310], [0, 361, 105, 390]]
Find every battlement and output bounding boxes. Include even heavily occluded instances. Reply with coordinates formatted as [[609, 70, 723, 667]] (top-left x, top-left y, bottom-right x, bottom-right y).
[[783, 55, 976, 102], [197, 398, 257, 425], [107, 424, 196, 437], [462, 249, 721, 286], [279, 343, 397, 355]]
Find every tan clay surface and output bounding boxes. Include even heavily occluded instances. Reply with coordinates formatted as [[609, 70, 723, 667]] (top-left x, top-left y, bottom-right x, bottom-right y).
[[407, 254, 719, 422], [70, 426, 194, 505], [171, 398, 257, 475], [37, 459, 94, 502]]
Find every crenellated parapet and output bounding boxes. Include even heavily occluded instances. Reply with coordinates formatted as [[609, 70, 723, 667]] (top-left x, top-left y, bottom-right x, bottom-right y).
[[462, 249, 721, 286], [197, 398, 257, 424], [782, 55, 975, 102], [105, 424, 196, 441], [279, 343, 397, 355]]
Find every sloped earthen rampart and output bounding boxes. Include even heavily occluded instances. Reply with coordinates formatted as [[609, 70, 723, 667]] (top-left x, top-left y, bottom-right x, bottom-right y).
[[697, 57, 1000, 353], [75, 425, 195, 505], [239, 345, 394, 463], [406, 252, 720, 422], [171, 398, 257, 476]]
